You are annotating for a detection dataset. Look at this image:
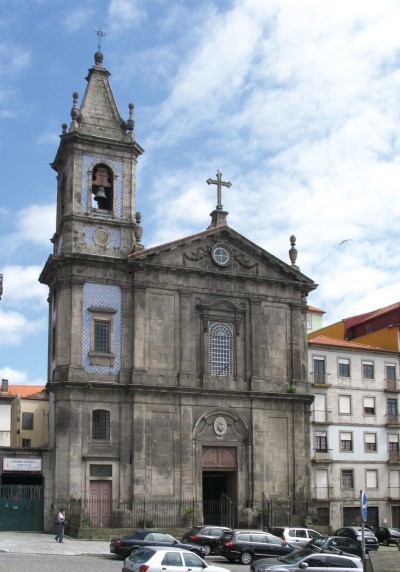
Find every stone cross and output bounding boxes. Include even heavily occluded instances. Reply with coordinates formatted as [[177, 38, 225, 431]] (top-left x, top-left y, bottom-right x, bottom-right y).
[[207, 170, 232, 210]]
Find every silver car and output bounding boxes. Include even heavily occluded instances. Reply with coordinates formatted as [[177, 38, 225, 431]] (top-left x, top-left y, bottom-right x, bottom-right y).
[[123, 546, 229, 572], [250, 548, 363, 572]]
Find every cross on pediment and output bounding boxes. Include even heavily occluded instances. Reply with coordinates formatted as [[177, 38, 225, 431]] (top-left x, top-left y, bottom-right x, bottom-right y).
[[207, 170, 232, 210]]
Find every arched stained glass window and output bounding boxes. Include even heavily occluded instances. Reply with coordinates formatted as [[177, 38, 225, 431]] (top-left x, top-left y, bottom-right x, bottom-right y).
[[209, 322, 233, 376]]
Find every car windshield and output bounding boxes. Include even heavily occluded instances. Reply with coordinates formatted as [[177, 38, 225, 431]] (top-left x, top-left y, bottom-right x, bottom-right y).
[[279, 549, 314, 564], [126, 530, 147, 539], [388, 528, 398, 534], [265, 534, 285, 545]]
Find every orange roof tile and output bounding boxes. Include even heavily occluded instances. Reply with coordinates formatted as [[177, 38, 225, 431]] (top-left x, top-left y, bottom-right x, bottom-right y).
[[308, 334, 396, 352], [7, 385, 48, 399], [307, 305, 325, 314]]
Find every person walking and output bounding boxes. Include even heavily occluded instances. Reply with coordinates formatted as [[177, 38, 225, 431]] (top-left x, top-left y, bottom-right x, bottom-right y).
[[55, 508, 66, 543]]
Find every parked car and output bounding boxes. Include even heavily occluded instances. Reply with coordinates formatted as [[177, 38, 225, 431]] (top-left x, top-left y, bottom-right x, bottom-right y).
[[374, 526, 400, 546], [110, 529, 206, 559], [269, 527, 322, 548], [217, 529, 296, 564], [334, 526, 379, 551], [122, 546, 229, 572], [249, 548, 363, 572], [181, 525, 233, 555], [305, 535, 363, 557]]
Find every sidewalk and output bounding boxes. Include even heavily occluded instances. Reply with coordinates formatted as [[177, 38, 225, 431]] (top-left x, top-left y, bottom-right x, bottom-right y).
[[0, 532, 111, 557]]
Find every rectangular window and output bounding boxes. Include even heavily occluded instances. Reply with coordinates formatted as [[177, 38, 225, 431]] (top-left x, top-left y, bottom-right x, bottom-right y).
[[92, 409, 110, 441], [315, 433, 328, 452], [94, 320, 110, 353], [313, 357, 325, 384], [363, 396, 375, 415], [388, 435, 399, 461], [388, 399, 398, 424], [340, 431, 353, 451], [306, 314, 312, 330], [363, 361, 374, 379], [339, 395, 351, 414], [364, 433, 377, 452], [366, 469, 378, 489], [22, 439, 31, 448], [209, 322, 233, 376], [22, 412, 33, 430], [387, 364, 396, 380], [341, 469, 354, 489], [338, 358, 350, 378]]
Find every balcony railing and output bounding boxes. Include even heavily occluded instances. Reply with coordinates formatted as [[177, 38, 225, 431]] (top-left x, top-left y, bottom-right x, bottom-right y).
[[310, 372, 330, 385], [312, 449, 332, 462], [385, 378, 400, 392], [386, 414, 400, 426], [388, 450, 400, 462], [312, 410, 332, 424]]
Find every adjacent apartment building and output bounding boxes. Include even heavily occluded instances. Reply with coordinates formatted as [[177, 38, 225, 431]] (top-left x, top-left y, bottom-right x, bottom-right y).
[[308, 301, 400, 530]]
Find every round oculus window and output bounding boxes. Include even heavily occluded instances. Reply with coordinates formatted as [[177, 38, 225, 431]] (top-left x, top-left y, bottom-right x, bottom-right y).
[[212, 244, 231, 266]]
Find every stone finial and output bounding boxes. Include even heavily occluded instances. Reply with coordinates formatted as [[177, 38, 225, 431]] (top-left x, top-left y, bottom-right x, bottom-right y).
[[94, 50, 104, 67], [71, 92, 80, 120], [289, 235, 299, 270], [133, 211, 144, 251], [61, 123, 67, 134]]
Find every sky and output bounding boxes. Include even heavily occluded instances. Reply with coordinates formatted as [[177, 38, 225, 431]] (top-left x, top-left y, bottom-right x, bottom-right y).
[[2, 0, 400, 385]]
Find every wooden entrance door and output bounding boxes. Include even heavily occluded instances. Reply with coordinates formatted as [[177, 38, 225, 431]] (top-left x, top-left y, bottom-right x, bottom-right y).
[[89, 480, 112, 527]]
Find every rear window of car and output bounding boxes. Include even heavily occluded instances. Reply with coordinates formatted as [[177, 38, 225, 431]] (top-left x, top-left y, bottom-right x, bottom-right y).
[[270, 528, 284, 537], [221, 532, 234, 541], [128, 548, 155, 563], [326, 555, 359, 568], [265, 534, 284, 545]]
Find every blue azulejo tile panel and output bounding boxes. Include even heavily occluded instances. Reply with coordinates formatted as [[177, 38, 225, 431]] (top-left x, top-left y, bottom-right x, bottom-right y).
[[83, 225, 121, 248], [82, 283, 121, 375], [82, 154, 123, 217]]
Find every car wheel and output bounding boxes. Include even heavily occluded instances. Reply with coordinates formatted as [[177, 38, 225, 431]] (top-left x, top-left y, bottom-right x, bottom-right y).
[[383, 539, 389, 546], [239, 551, 254, 565], [202, 544, 212, 556]]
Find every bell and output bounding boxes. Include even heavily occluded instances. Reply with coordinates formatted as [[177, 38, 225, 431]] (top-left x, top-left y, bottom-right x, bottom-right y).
[[94, 186, 107, 202]]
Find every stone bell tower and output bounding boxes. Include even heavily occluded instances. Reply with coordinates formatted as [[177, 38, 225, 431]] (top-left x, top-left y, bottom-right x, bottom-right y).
[[51, 50, 144, 259]]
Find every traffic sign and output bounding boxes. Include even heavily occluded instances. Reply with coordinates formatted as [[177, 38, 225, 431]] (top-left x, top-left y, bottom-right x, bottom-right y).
[[361, 490, 367, 522]]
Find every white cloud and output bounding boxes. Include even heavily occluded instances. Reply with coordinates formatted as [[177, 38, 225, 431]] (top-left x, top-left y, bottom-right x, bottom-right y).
[[64, 7, 95, 32], [108, 0, 146, 30], [0, 42, 30, 75], [0, 307, 46, 346], [1, 266, 48, 307], [0, 366, 46, 386], [13, 203, 56, 248]]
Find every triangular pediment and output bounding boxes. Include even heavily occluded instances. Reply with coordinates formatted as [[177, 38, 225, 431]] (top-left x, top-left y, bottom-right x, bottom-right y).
[[128, 225, 316, 292]]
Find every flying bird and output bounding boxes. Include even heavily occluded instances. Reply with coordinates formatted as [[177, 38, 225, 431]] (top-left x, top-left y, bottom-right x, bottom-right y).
[[339, 239, 352, 246]]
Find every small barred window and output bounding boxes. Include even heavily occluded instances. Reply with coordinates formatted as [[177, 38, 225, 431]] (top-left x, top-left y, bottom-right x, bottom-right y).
[[90, 464, 112, 477], [209, 322, 233, 376]]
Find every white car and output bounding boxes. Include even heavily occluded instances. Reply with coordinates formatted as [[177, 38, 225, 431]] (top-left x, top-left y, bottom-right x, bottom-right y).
[[122, 546, 229, 572]]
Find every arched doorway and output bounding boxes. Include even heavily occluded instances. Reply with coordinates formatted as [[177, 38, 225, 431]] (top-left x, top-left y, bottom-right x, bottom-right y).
[[202, 446, 236, 526]]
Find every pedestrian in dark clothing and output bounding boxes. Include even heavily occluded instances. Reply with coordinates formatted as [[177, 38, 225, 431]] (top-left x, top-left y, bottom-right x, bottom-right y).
[[55, 508, 66, 543]]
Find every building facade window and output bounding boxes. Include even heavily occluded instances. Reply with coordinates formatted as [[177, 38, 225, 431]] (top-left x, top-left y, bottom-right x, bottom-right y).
[[209, 322, 233, 376], [388, 398, 398, 423], [22, 412, 33, 430], [388, 434, 399, 461], [364, 433, 377, 452], [22, 439, 31, 448], [339, 395, 352, 415], [315, 433, 328, 452], [366, 469, 378, 489], [312, 356, 326, 384], [92, 409, 110, 441], [341, 469, 354, 489], [363, 396, 375, 415], [362, 361, 374, 380], [338, 358, 350, 378], [340, 431, 353, 451], [94, 320, 110, 353]]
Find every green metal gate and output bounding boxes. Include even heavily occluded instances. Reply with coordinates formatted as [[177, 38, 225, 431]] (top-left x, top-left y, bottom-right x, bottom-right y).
[[0, 485, 43, 531]]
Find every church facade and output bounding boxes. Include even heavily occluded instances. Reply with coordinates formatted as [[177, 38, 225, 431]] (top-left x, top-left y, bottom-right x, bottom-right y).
[[39, 52, 317, 529]]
